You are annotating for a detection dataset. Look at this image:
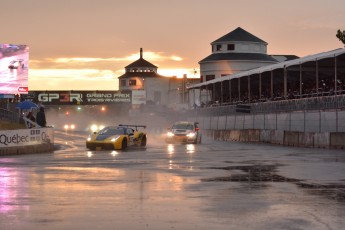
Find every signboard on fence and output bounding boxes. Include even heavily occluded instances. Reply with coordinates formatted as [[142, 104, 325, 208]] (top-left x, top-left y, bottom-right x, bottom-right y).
[[132, 90, 146, 105], [0, 128, 54, 148], [22, 91, 132, 105]]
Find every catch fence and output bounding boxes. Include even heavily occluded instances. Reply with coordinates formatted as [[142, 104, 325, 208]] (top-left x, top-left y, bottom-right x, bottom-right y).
[[184, 95, 345, 133]]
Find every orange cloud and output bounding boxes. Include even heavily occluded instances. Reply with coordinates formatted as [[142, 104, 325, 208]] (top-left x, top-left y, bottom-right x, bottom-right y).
[[29, 69, 119, 90], [45, 51, 183, 64]]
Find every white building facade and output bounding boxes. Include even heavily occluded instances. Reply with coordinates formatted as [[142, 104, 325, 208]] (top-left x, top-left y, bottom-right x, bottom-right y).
[[199, 27, 278, 82], [118, 48, 184, 106]]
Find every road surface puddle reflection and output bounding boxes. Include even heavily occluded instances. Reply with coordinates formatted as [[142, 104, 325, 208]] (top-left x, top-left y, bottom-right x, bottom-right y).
[[203, 163, 345, 202]]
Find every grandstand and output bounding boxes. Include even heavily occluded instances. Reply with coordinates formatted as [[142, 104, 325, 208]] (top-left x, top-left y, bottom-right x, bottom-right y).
[[185, 48, 345, 138], [188, 48, 345, 108]]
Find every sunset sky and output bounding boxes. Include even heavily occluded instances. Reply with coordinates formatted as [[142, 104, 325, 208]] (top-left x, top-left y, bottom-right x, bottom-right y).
[[1, 0, 344, 91]]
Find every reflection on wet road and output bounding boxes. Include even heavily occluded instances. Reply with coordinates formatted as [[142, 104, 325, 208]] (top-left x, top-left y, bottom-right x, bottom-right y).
[[1, 131, 345, 230]]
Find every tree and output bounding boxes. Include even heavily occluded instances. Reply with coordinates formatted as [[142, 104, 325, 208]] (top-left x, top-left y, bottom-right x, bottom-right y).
[[336, 29, 345, 47]]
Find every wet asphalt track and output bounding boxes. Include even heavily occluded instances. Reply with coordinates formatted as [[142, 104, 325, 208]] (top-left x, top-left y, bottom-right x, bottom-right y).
[[1, 130, 345, 230]]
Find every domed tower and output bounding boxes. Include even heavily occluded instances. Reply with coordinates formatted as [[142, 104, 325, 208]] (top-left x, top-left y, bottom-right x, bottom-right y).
[[199, 27, 278, 82], [118, 48, 179, 105], [118, 48, 163, 90]]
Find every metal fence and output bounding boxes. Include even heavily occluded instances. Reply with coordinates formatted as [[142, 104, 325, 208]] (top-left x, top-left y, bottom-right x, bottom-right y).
[[184, 95, 345, 133], [0, 108, 20, 123]]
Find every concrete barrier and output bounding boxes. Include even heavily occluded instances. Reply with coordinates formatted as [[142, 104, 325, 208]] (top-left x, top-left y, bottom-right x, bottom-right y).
[[239, 130, 249, 142], [214, 130, 223, 141], [248, 129, 260, 142], [218, 130, 223, 140], [270, 130, 284, 145], [298, 132, 314, 148], [314, 132, 330, 148], [260, 130, 271, 143], [284, 131, 299, 146], [204, 127, 342, 149], [229, 130, 241, 141], [0, 143, 54, 156], [223, 130, 231, 141], [219, 130, 227, 141], [330, 132, 345, 149]]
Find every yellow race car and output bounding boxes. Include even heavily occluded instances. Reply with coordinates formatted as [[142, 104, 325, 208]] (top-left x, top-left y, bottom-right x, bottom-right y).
[[86, 124, 147, 150]]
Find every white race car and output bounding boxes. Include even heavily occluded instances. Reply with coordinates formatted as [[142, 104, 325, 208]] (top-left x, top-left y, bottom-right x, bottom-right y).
[[165, 121, 201, 144]]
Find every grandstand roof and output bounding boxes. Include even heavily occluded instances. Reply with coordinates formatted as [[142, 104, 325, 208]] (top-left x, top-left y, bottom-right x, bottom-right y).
[[189, 48, 345, 89]]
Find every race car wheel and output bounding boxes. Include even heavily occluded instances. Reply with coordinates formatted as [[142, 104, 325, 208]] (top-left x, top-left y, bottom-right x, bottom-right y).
[[140, 135, 147, 147], [121, 138, 127, 150]]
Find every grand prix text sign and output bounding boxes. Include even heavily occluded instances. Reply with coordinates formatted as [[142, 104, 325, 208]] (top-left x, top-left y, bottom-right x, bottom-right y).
[[25, 91, 132, 105], [0, 128, 53, 147], [85, 92, 131, 104]]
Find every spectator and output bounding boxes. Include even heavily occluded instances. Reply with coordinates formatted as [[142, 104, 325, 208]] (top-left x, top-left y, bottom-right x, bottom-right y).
[[26, 111, 36, 128], [36, 107, 47, 127]]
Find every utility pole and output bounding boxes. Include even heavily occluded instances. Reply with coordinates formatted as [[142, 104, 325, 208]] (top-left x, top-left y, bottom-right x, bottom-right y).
[[182, 74, 187, 103]]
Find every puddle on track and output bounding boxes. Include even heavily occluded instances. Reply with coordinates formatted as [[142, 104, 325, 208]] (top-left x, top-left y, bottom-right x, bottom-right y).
[[203, 163, 345, 202]]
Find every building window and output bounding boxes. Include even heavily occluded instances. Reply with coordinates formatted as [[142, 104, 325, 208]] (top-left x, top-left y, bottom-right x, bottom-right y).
[[206, 75, 215, 81], [129, 79, 137, 86], [227, 44, 235, 51], [120, 79, 126, 87], [216, 44, 222, 51]]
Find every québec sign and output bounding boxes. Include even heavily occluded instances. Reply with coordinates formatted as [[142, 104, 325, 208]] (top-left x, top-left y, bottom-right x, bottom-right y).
[[0, 129, 53, 147]]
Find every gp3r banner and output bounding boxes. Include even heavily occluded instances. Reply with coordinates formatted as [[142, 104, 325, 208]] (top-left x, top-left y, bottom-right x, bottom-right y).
[[23, 91, 132, 105], [0, 128, 54, 147]]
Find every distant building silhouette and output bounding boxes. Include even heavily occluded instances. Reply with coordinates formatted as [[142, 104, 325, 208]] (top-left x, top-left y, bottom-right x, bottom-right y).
[[118, 48, 193, 106]]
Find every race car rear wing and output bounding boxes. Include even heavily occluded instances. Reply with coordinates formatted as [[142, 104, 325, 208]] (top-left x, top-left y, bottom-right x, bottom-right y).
[[119, 124, 146, 131]]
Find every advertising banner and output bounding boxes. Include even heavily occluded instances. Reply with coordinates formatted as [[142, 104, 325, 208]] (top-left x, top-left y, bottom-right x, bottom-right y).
[[24, 90, 132, 105], [0, 43, 29, 94], [132, 90, 146, 105], [85, 91, 131, 104], [0, 128, 54, 148]]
